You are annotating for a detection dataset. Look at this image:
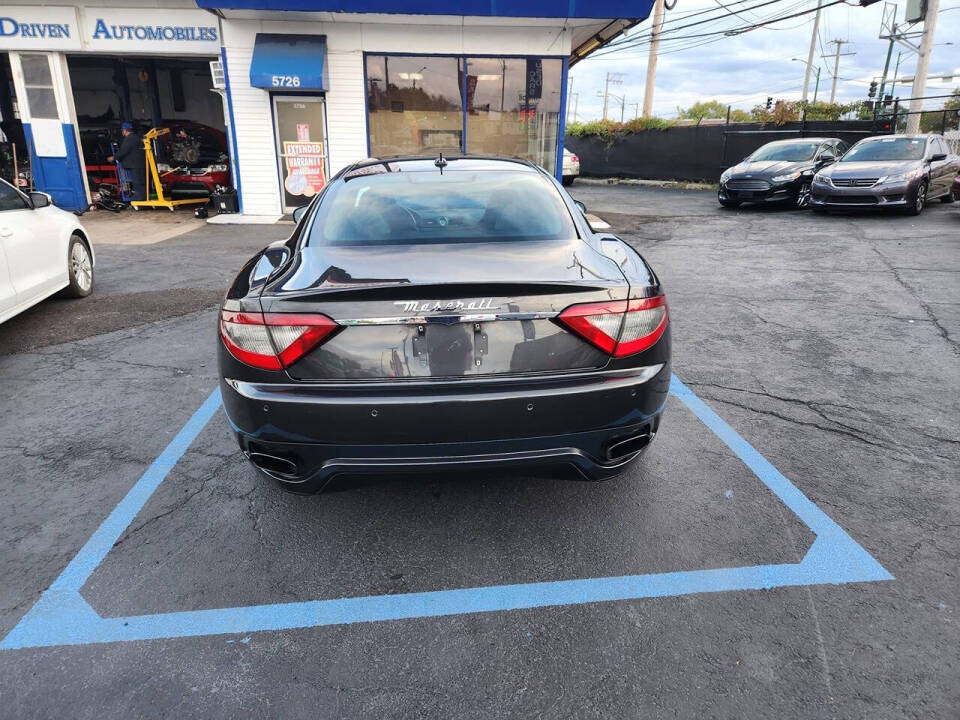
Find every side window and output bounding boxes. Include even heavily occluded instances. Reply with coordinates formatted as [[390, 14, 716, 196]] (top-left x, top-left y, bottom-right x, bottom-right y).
[[936, 138, 948, 156], [837, 141, 849, 156], [0, 182, 28, 212]]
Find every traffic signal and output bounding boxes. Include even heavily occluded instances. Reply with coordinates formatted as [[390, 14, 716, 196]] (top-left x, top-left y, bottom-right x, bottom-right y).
[[765, 96, 773, 110], [868, 80, 878, 98]]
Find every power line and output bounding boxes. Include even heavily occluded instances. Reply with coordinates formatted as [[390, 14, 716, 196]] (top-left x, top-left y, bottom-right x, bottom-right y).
[[590, 0, 851, 61]]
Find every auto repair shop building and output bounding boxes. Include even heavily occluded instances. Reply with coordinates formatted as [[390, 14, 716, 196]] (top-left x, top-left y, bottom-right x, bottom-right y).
[[0, 1, 651, 217]]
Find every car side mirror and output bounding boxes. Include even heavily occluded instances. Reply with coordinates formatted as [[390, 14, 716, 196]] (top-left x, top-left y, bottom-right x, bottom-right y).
[[292, 205, 308, 224], [817, 153, 836, 166], [29, 191, 51, 209], [574, 200, 587, 214], [930, 153, 947, 162]]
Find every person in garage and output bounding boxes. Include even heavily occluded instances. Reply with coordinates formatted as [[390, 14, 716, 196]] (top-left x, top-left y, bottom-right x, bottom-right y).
[[107, 122, 146, 202]]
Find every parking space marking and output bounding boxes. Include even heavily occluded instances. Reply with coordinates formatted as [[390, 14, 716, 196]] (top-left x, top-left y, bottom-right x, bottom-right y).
[[0, 375, 892, 650]]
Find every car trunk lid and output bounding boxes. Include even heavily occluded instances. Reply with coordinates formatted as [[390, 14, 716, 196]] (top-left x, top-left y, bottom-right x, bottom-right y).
[[261, 239, 628, 380]]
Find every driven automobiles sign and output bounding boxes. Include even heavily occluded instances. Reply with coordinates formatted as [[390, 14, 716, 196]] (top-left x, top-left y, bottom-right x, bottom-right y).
[[0, 7, 81, 51], [0, 7, 219, 54]]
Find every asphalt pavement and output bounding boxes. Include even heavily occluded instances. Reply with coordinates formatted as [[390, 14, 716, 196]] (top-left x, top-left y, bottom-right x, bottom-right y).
[[0, 190, 957, 718]]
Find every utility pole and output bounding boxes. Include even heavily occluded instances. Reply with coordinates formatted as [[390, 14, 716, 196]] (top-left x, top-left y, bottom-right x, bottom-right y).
[[801, 0, 823, 102], [825, 39, 854, 103], [906, 0, 939, 133], [642, 0, 665, 117], [602, 72, 623, 121]]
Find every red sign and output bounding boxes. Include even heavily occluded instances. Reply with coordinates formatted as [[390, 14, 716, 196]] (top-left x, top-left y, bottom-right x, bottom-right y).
[[283, 140, 325, 197]]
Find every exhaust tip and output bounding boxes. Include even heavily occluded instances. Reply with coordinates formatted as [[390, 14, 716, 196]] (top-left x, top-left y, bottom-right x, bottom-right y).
[[247, 449, 300, 478], [605, 431, 653, 461]]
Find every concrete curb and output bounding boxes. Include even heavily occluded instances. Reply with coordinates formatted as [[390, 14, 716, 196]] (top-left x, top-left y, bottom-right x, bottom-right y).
[[576, 177, 717, 191]]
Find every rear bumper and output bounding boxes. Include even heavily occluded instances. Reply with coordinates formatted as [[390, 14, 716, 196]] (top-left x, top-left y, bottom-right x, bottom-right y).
[[221, 363, 670, 490]]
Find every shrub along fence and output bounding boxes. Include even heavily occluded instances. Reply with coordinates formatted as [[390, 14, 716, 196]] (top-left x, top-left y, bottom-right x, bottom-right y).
[[565, 119, 879, 183]]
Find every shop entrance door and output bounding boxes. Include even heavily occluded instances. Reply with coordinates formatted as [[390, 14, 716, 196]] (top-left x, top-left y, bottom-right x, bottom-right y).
[[272, 96, 328, 213]]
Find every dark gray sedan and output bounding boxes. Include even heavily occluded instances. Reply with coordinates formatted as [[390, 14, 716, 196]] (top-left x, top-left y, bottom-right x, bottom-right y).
[[811, 134, 959, 215]]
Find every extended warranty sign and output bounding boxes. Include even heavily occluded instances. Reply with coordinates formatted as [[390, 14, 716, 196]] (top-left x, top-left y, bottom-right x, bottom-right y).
[[0, 375, 892, 650]]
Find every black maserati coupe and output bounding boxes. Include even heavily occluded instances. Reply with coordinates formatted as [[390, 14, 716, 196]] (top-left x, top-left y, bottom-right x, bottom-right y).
[[718, 137, 848, 208], [217, 156, 671, 492]]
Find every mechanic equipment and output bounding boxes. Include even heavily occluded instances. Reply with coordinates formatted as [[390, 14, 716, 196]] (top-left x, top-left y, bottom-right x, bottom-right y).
[[211, 185, 238, 214], [130, 128, 208, 212]]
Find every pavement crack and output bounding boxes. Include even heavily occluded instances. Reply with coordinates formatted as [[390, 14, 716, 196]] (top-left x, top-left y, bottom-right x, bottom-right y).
[[872, 246, 960, 356], [112, 471, 218, 548]]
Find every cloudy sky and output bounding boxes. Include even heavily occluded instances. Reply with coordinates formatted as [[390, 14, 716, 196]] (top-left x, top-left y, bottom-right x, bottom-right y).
[[569, 0, 960, 120]]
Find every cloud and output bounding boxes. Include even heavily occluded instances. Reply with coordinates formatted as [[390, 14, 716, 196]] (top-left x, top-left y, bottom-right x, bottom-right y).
[[569, 0, 960, 120]]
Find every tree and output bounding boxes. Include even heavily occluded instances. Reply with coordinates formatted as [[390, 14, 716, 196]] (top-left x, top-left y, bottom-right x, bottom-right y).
[[918, 89, 960, 132], [676, 100, 729, 121]]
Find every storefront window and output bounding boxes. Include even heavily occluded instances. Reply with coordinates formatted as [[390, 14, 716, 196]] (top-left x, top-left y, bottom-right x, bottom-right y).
[[464, 58, 562, 175], [366, 56, 464, 158]]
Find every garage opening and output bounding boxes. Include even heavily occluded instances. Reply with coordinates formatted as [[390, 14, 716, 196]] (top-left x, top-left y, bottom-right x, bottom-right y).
[[67, 54, 230, 208]]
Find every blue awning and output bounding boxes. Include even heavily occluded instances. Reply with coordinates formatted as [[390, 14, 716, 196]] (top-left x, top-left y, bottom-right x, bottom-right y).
[[249, 34, 327, 90]]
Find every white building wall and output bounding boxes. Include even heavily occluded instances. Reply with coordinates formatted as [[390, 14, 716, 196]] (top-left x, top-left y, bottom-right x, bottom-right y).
[[221, 16, 574, 216]]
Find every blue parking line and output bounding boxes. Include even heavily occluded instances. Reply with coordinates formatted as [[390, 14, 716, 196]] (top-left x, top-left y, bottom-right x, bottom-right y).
[[0, 375, 892, 650]]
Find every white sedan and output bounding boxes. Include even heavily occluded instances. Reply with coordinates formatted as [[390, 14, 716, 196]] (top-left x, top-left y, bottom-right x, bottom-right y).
[[562, 148, 581, 186], [0, 179, 94, 325]]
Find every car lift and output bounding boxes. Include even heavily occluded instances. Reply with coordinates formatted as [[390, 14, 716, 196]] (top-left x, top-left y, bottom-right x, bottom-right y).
[[131, 127, 209, 212]]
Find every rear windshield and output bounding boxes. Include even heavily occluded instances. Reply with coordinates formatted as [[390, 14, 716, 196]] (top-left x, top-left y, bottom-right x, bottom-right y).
[[307, 170, 576, 246], [841, 137, 926, 162], [747, 142, 820, 162]]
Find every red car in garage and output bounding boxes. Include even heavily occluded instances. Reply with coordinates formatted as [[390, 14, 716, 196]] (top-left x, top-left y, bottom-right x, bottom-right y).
[[156, 122, 230, 198]]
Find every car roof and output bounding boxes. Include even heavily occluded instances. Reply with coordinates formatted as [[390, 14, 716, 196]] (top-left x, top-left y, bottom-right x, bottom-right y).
[[764, 137, 837, 144], [339, 155, 543, 181], [858, 134, 931, 142]]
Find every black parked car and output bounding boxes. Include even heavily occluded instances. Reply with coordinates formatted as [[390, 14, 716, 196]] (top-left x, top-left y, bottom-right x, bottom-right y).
[[218, 156, 671, 493], [718, 137, 848, 209]]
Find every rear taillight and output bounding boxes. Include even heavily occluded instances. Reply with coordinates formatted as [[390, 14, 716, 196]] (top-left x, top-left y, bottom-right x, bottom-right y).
[[571, 154, 579, 162], [557, 295, 667, 357], [219, 310, 339, 370]]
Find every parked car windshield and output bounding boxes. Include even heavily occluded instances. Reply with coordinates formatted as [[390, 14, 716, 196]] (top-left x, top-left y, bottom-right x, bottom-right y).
[[747, 142, 820, 162], [841, 137, 926, 162], [308, 170, 577, 246]]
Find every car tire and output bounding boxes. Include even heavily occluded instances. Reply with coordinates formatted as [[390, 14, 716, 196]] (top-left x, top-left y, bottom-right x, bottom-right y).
[[906, 180, 927, 216], [795, 182, 812, 209], [561, 176, 575, 186], [62, 234, 94, 298], [940, 188, 957, 203]]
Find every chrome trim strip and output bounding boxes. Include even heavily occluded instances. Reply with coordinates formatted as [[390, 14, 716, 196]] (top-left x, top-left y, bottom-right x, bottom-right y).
[[226, 363, 665, 400], [337, 311, 558, 326]]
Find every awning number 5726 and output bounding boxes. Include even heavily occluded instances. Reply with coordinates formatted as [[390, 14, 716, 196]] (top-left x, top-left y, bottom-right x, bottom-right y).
[[271, 75, 301, 88]]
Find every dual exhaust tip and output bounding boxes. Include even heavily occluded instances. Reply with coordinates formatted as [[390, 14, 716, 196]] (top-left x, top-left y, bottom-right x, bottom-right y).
[[247, 446, 300, 478], [604, 430, 654, 462]]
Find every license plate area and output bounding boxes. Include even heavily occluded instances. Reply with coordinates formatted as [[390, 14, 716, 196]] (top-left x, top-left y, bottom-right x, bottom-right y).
[[412, 323, 488, 372]]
